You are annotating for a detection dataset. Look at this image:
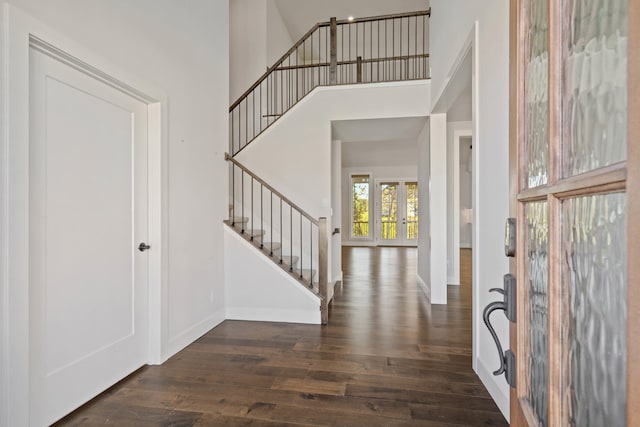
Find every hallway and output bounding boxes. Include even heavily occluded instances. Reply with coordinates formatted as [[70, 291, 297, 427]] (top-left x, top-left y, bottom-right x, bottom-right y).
[[57, 247, 506, 426]]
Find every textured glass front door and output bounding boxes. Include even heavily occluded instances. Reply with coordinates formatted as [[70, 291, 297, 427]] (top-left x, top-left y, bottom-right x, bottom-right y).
[[510, 0, 636, 425]]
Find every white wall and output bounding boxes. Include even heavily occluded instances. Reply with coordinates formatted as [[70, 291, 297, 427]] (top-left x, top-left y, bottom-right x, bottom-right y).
[[429, 114, 447, 304], [341, 165, 418, 246], [224, 228, 321, 324], [331, 140, 342, 286], [234, 81, 430, 288], [446, 121, 472, 284], [459, 137, 473, 247], [1, 1, 229, 424], [229, 0, 294, 103], [267, 0, 294, 65], [230, 0, 267, 102], [0, 3, 7, 423], [417, 121, 431, 299], [342, 139, 419, 168], [430, 0, 510, 420]]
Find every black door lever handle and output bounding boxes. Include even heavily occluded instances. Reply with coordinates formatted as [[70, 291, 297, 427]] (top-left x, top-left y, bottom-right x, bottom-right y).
[[138, 242, 151, 252]]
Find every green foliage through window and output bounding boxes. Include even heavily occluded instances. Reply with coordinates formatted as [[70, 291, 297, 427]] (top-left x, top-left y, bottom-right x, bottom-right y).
[[352, 175, 370, 237]]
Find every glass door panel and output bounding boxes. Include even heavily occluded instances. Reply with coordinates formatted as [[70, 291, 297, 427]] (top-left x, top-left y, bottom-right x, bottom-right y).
[[405, 182, 418, 241], [524, 0, 549, 188], [511, 0, 633, 425], [377, 181, 418, 246], [563, 0, 628, 176], [563, 193, 627, 426], [379, 182, 399, 243], [351, 175, 371, 238], [524, 201, 549, 426]]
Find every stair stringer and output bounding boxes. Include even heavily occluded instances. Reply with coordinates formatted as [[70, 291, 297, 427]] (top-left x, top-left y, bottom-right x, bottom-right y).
[[224, 226, 322, 324]]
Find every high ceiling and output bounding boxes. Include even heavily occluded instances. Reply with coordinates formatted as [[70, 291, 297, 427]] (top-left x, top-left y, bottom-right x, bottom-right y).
[[273, 0, 429, 42]]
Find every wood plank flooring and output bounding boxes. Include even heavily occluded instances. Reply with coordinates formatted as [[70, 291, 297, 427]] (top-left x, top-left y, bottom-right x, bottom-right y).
[[56, 247, 507, 426]]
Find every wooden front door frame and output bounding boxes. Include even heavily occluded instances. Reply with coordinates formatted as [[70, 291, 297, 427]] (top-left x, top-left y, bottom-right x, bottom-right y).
[[509, 0, 639, 425]]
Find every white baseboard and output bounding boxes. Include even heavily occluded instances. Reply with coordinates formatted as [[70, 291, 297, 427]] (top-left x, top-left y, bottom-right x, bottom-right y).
[[476, 357, 510, 422], [332, 271, 343, 284], [341, 240, 376, 247], [226, 307, 321, 325], [417, 274, 431, 301], [460, 242, 473, 249], [164, 308, 226, 362], [448, 275, 460, 285]]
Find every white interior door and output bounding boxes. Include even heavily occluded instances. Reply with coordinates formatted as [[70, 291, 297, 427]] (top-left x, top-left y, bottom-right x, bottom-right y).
[[29, 48, 149, 425], [376, 180, 418, 246]]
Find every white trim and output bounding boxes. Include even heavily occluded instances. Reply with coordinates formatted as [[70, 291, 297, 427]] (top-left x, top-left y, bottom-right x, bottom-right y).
[[341, 240, 377, 247], [452, 127, 473, 286], [2, 6, 168, 424], [226, 308, 320, 325], [470, 22, 481, 377], [165, 309, 226, 358], [417, 274, 431, 301], [476, 356, 510, 421]]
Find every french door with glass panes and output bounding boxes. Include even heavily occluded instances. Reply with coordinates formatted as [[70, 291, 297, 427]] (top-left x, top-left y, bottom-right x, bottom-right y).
[[509, 0, 638, 426], [376, 180, 418, 246]]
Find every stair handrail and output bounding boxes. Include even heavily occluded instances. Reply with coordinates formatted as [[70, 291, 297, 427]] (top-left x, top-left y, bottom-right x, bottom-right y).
[[230, 21, 323, 112], [225, 153, 318, 225], [229, 9, 431, 156], [226, 153, 328, 324], [229, 9, 431, 112]]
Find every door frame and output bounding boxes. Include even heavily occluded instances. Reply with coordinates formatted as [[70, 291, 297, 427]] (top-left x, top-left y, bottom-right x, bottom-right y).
[[1, 5, 168, 425], [451, 128, 473, 286], [509, 0, 640, 424]]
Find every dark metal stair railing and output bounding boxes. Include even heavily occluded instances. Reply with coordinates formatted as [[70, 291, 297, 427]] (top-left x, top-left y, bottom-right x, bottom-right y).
[[229, 9, 431, 156], [225, 154, 329, 324]]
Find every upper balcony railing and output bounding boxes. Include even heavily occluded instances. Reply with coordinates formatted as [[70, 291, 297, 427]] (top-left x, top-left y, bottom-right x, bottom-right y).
[[229, 10, 431, 156]]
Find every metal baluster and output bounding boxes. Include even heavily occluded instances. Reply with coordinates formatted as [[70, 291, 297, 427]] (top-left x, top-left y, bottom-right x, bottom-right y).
[[241, 171, 245, 234], [231, 163, 235, 226], [270, 192, 273, 256], [299, 213, 303, 280], [280, 198, 283, 264], [250, 176, 255, 240], [400, 18, 402, 79], [290, 205, 293, 272], [370, 20, 373, 82], [245, 98, 248, 150], [238, 99, 242, 150], [260, 183, 264, 248], [259, 81, 263, 134], [310, 220, 313, 288], [317, 28, 320, 85], [413, 16, 418, 79]]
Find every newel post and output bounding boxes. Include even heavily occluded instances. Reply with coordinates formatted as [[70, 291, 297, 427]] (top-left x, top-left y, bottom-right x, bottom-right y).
[[329, 17, 337, 85], [318, 217, 329, 324]]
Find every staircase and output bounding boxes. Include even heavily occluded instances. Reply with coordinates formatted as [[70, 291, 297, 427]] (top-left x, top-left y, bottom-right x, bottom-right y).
[[225, 10, 431, 325]]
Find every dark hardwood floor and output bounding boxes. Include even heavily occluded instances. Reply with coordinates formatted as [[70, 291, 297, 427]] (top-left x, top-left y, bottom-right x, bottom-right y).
[[56, 247, 507, 426]]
